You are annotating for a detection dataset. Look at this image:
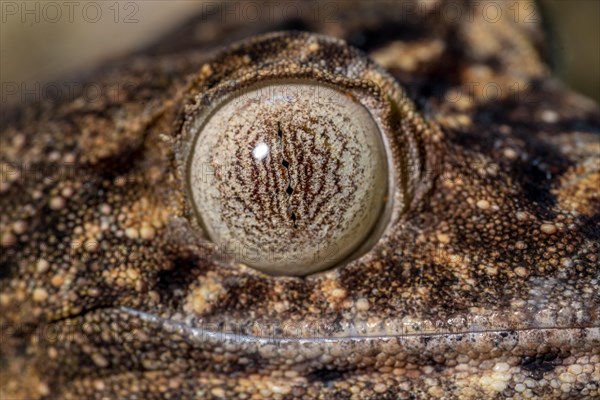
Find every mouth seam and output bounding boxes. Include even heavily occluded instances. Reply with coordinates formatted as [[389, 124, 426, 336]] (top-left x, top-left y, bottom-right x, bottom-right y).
[[119, 306, 600, 343]]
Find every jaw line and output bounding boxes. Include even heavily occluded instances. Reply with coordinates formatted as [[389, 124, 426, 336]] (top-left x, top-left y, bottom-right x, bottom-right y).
[[119, 306, 600, 344]]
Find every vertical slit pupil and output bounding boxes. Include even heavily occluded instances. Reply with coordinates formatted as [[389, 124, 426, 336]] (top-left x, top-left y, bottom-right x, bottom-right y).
[[278, 121, 297, 226], [291, 212, 297, 226]]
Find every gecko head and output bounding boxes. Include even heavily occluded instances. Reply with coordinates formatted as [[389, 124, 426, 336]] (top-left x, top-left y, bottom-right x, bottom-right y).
[[182, 32, 438, 276]]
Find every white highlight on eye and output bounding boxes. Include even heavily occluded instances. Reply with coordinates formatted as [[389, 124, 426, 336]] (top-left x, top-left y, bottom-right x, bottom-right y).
[[252, 143, 269, 161]]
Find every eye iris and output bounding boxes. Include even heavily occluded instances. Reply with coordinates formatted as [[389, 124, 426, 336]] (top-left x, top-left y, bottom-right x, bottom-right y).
[[188, 83, 389, 276]]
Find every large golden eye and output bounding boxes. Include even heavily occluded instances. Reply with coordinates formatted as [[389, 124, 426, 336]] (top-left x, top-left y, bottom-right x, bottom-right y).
[[187, 82, 390, 275], [182, 32, 433, 276]]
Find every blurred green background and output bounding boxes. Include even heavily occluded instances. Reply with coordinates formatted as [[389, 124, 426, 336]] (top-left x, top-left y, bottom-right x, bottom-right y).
[[1, 0, 598, 103], [540, 0, 599, 102]]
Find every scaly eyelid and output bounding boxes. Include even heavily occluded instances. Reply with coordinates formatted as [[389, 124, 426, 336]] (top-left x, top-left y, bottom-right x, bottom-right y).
[[177, 31, 440, 276]]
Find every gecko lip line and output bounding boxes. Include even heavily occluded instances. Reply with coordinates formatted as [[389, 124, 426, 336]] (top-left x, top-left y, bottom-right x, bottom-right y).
[[119, 307, 600, 343]]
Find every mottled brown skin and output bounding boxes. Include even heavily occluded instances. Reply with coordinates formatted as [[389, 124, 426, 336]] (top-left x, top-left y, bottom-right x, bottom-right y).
[[1, 1, 599, 399]]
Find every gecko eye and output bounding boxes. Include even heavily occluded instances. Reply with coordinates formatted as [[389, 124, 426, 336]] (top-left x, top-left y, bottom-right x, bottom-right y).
[[187, 82, 391, 276]]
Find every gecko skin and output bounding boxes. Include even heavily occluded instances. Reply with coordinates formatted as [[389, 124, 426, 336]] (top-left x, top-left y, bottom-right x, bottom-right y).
[[1, 1, 599, 399]]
